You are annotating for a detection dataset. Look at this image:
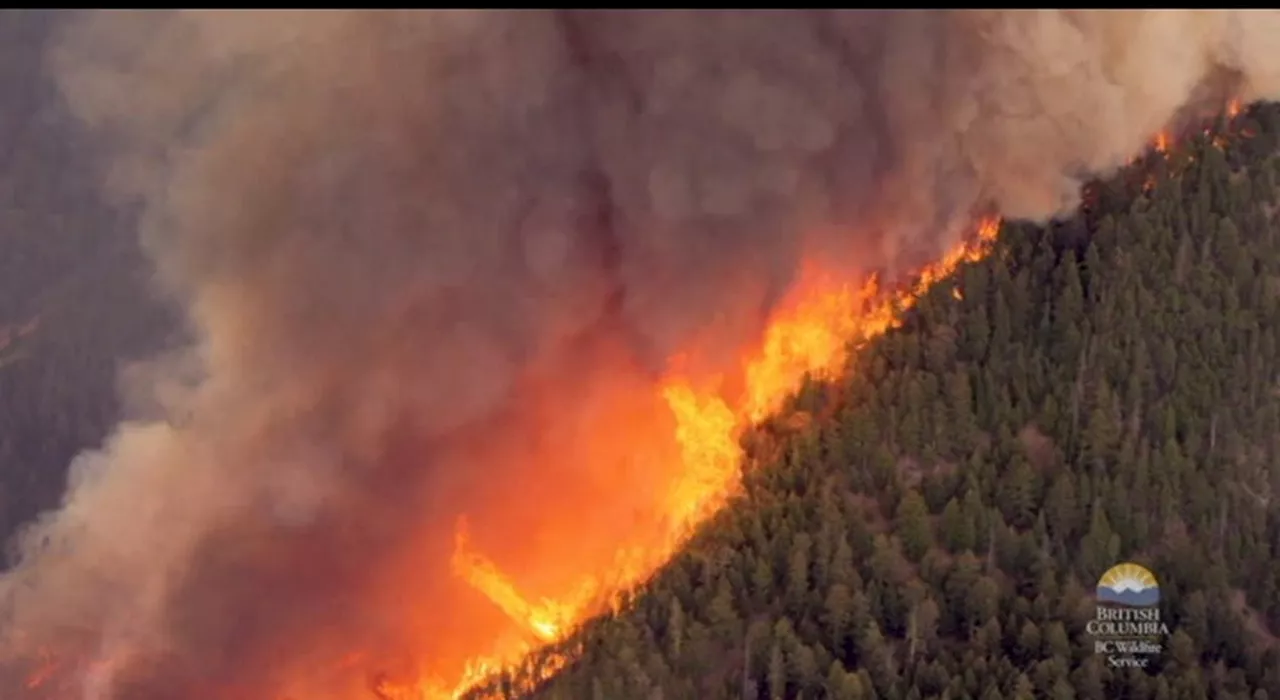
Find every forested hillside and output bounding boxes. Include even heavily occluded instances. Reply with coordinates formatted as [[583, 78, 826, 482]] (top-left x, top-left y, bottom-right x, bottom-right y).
[[472, 105, 1280, 699], [3, 13, 1280, 699]]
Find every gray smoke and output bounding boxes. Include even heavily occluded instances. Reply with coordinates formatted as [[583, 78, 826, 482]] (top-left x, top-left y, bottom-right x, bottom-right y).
[[3, 9, 1278, 699]]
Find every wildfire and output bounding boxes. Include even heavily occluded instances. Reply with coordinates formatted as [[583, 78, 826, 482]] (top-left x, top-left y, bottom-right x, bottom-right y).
[[1154, 129, 1171, 154], [8, 95, 1252, 700], [450, 522, 584, 645], [22, 648, 58, 691], [425, 215, 1003, 699], [1144, 98, 1246, 160]]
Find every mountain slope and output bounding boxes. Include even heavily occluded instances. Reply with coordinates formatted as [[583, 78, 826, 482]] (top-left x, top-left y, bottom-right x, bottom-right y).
[[475, 104, 1280, 699]]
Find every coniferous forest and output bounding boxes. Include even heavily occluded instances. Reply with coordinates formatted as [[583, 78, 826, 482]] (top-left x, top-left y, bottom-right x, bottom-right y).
[[466, 104, 1280, 699], [1, 21, 1280, 699]]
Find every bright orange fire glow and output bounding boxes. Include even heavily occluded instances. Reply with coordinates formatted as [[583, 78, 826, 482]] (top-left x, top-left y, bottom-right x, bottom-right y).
[[15, 101, 1252, 700], [407, 215, 1004, 699], [1154, 129, 1171, 153], [1144, 98, 1243, 160]]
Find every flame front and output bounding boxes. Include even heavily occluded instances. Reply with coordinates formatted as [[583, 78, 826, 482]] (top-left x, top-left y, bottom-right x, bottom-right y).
[[348, 103, 1241, 695], [417, 216, 1003, 699], [12, 218, 1002, 700]]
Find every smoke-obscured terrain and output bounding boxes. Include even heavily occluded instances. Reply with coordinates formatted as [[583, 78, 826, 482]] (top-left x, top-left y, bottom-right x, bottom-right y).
[[0, 10, 174, 547], [3, 9, 1280, 699]]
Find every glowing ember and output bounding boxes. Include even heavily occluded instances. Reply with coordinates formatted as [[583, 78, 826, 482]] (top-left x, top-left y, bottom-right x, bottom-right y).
[[1154, 130, 1171, 153], [22, 648, 57, 690]]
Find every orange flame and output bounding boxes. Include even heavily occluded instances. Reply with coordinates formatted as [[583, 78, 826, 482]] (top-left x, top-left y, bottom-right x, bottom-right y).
[[14, 102, 1251, 700], [12, 216, 1008, 696], [11, 218, 1004, 699], [450, 521, 585, 645], [1154, 129, 1171, 154], [431, 215, 1003, 698]]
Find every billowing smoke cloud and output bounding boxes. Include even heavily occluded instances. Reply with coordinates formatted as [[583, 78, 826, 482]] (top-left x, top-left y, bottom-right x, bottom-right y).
[[3, 9, 1279, 699]]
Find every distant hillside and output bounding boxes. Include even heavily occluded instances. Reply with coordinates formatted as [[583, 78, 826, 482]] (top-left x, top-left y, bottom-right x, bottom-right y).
[[475, 104, 1280, 699], [0, 11, 175, 544]]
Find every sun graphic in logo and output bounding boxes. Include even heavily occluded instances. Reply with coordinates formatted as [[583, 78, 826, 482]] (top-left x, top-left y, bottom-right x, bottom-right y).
[[1096, 562, 1160, 607]]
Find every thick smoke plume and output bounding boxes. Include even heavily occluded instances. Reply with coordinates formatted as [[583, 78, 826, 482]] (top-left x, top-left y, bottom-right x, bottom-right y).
[[3, 9, 1279, 699]]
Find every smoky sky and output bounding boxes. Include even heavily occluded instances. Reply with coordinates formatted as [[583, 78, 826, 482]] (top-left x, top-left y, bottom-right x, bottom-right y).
[[3, 9, 1279, 700]]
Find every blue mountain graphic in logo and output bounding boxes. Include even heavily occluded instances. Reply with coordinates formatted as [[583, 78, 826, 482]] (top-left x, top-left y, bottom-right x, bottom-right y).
[[1096, 562, 1161, 607], [1096, 585, 1160, 607]]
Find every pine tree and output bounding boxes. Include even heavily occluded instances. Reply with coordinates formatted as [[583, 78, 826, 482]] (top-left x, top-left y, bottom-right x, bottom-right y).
[[826, 660, 865, 700], [941, 496, 976, 553], [768, 640, 787, 700], [895, 489, 933, 562]]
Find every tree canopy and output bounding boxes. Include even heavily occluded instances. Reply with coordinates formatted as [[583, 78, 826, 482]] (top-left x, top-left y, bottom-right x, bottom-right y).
[[469, 104, 1280, 699]]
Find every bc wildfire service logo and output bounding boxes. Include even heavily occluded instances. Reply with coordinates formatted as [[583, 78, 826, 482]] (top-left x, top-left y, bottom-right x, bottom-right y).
[[1087, 561, 1171, 668]]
